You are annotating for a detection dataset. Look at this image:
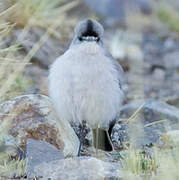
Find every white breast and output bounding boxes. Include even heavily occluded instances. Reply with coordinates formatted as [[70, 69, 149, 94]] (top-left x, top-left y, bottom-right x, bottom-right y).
[[49, 42, 124, 130]]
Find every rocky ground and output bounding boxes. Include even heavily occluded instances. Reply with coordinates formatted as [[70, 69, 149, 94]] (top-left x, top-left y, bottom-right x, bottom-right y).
[[0, 0, 179, 179]]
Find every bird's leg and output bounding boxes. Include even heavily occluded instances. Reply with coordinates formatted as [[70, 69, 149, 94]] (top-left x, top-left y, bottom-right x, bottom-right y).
[[106, 130, 114, 151], [95, 124, 99, 156], [77, 120, 86, 156], [77, 140, 82, 156]]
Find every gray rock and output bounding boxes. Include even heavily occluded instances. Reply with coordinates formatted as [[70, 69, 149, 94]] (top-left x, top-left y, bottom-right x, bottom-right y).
[[141, 32, 179, 101], [109, 30, 143, 61], [119, 99, 179, 123], [84, 0, 125, 26], [4, 27, 68, 69], [163, 51, 179, 70], [84, 0, 152, 26], [0, 144, 24, 161], [35, 157, 122, 180], [152, 68, 165, 81], [25, 139, 64, 178], [164, 130, 179, 145], [112, 99, 179, 148], [0, 94, 80, 157], [137, 0, 152, 14], [15, 27, 66, 68], [24, 65, 49, 95]]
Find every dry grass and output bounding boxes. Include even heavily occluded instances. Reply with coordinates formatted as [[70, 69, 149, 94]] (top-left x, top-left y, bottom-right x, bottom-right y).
[[120, 105, 179, 180], [0, 152, 25, 179], [121, 145, 179, 180], [2, 0, 79, 28], [0, 0, 179, 179], [0, 151, 25, 179], [153, 0, 179, 33], [0, 0, 79, 101], [0, 0, 79, 177]]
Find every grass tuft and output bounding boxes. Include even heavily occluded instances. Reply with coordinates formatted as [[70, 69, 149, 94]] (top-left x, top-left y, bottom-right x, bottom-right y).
[[0, 151, 25, 178], [155, 2, 179, 33], [2, 0, 79, 28]]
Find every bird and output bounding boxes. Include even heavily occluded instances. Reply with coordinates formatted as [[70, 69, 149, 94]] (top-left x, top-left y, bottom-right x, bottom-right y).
[[48, 19, 124, 155]]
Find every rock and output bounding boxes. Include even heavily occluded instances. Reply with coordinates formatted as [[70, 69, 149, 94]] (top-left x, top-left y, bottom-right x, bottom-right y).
[[137, 0, 152, 14], [108, 30, 143, 101], [142, 33, 179, 71], [70, 121, 91, 147], [84, 0, 152, 26], [4, 27, 69, 69], [163, 130, 179, 145], [0, 94, 80, 157], [112, 99, 179, 148], [34, 157, 122, 180], [25, 139, 64, 178], [152, 68, 165, 81], [111, 123, 129, 149], [166, 96, 179, 108], [84, 0, 125, 27], [109, 30, 143, 61], [163, 51, 179, 70], [24, 65, 49, 95], [119, 99, 179, 123], [0, 144, 24, 160], [128, 32, 179, 101], [15, 27, 66, 68]]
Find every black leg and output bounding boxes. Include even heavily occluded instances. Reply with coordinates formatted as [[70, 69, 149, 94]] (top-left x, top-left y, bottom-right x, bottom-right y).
[[77, 141, 82, 156], [92, 128, 113, 151], [77, 120, 87, 156]]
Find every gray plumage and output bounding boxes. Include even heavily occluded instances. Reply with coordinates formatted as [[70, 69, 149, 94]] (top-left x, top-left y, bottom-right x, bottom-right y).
[[48, 19, 124, 152]]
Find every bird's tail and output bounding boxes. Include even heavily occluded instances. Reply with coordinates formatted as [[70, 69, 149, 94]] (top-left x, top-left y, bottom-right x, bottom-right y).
[[92, 128, 113, 151]]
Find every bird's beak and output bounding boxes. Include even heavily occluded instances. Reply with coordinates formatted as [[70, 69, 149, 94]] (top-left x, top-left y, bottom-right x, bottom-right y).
[[81, 36, 99, 42]]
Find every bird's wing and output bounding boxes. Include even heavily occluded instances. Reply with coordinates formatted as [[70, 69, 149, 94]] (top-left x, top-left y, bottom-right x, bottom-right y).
[[104, 51, 125, 90]]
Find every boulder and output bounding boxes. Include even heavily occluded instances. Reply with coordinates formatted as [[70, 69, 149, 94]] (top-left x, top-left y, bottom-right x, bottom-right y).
[[25, 139, 64, 178], [112, 99, 179, 148], [119, 99, 179, 123], [84, 0, 152, 26], [34, 157, 122, 180], [3, 27, 69, 69], [0, 94, 80, 157]]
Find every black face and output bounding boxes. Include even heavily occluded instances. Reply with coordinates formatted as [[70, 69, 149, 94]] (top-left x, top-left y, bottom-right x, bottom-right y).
[[78, 19, 100, 42]]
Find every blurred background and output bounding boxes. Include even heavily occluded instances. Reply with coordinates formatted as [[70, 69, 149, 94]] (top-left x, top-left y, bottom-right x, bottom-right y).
[[0, 0, 179, 179], [0, 0, 179, 180], [0, 0, 179, 105]]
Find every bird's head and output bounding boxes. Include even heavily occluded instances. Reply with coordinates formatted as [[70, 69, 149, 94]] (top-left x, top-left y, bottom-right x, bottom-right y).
[[70, 19, 104, 47]]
